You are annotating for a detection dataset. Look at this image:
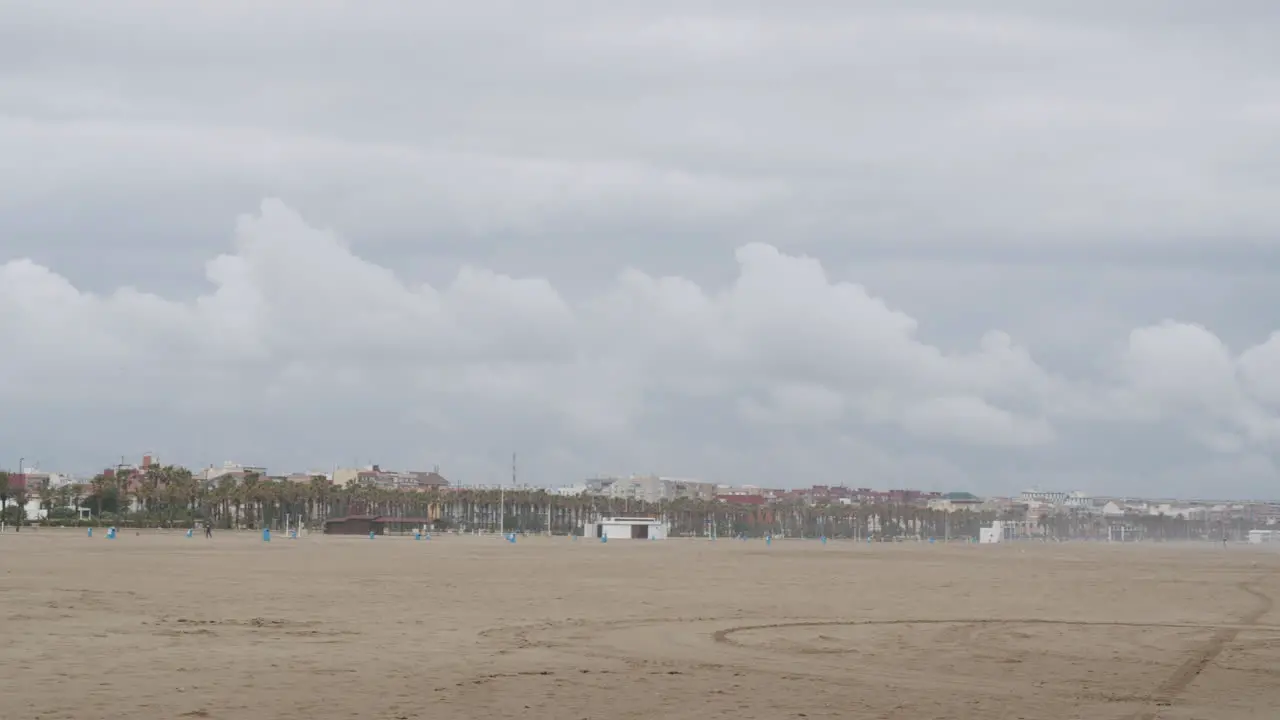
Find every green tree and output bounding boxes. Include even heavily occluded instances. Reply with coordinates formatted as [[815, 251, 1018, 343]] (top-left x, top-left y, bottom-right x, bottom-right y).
[[0, 470, 10, 529], [11, 486, 27, 531]]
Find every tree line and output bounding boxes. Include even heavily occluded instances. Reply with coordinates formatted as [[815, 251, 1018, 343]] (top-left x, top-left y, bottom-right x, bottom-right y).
[[1, 466, 1264, 540]]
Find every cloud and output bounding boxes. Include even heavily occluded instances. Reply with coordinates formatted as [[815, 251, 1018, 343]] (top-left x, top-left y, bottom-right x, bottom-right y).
[[3, 199, 1279, 495], [4, 3, 1280, 496], [3, 2, 1279, 262], [1239, 333, 1280, 407], [1, 200, 1058, 433], [1115, 322, 1280, 449]]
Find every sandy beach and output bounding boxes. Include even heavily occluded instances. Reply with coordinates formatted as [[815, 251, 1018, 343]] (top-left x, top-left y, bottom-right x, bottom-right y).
[[1, 530, 1277, 719]]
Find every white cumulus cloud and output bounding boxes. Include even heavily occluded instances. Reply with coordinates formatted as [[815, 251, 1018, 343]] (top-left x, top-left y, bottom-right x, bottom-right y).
[[3, 200, 1280, 496]]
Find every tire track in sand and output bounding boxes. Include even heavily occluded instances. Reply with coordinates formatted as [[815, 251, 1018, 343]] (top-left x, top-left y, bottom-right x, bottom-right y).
[[1127, 579, 1273, 720]]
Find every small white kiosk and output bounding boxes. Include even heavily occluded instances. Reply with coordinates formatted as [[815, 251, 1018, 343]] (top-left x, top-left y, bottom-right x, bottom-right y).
[[586, 517, 666, 540], [979, 520, 1004, 544], [1248, 529, 1278, 544]]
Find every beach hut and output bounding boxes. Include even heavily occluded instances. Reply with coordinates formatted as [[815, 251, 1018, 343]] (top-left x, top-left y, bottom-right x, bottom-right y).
[[324, 515, 381, 535], [323, 515, 434, 535]]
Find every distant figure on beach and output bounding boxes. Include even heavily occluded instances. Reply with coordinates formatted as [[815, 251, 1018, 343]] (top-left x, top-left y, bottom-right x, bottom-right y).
[[204, 520, 213, 539], [1223, 535, 1228, 548]]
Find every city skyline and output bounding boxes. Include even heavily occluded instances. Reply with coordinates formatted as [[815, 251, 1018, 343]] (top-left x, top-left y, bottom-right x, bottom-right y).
[[5, 453, 1280, 504]]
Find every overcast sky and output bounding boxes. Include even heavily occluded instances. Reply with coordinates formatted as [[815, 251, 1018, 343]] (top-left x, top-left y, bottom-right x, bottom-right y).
[[3, 1, 1279, 498]]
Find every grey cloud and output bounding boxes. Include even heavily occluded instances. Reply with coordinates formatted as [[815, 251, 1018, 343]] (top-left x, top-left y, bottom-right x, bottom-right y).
[[5, 2, 1279, 259], [3, 199, 1279, 498]]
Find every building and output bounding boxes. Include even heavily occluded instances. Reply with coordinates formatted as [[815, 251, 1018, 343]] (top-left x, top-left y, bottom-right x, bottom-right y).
[[718, 494, 766, 506], [0, 465, 86, 522], [979, 521, 1004, 543], [332, 465, 449, 491], [716, 484, 763, 497], [324, 515, 379, 535], [856, 489, 926, 505], [98, 455, 155, 512], [1019, 489, 1068, 505], [1, 475, 46, 522], [1062, 492, 1094, 509], [591, 475, 716, 504], [202, 461, 269, 483], [9, 470, 78, 491], [1145, 503, 1205, 520], [928, 492, 984, 512], [323, 515, 433, 535], [585, 517, 666, 540], [1248, 529, 1279, 544], [1101, 501, 1127, 517]]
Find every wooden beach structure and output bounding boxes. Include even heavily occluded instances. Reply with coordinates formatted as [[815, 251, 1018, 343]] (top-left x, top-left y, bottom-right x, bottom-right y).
[[323, 515, 433, 535]]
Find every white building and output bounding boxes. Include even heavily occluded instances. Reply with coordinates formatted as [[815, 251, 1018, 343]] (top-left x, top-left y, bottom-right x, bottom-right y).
[[979, 521, 1005, 544], [332, 465, 447, 490], [0, 496, 46, 522], [553, 485, 591, 496], [1248, 529, 1279, 544], [1147, 503, 1204, 520], [590, 475, 716, 504], [202, 461, 268, 482], [17, 470, 79, 488], [1063, 491, 1094, 509], [1101, 501, 1127, 517], [585, 517, 666, 540], [1019, 489, 1068, 505]]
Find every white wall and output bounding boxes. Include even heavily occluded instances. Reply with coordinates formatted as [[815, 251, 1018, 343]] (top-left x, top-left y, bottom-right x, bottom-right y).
[[594, 521, 666, 540], [1248, 530, 1277, 544], [1, 498, 46, 521], [979, 521, 1004, 544]]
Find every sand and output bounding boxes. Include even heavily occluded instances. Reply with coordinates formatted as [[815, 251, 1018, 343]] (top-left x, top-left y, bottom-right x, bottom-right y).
[[1, 530, 1278, 720]]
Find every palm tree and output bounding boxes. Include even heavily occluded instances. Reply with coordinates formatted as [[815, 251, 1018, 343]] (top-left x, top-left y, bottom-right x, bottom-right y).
[[89, 473, 108, 522], [0, 470, 10, 530], [54, 484, 71, 519], [216, 475, 236, 528], [307, 475, 332, 529], [10, 486, 28, 530], [38, 482, 54, 521], [69, 483, 85, 522], [240, 472, 262, 528]]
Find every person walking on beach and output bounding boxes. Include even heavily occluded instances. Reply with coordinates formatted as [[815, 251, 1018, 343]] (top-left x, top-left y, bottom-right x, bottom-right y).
[[204, 520, 213, 539]]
